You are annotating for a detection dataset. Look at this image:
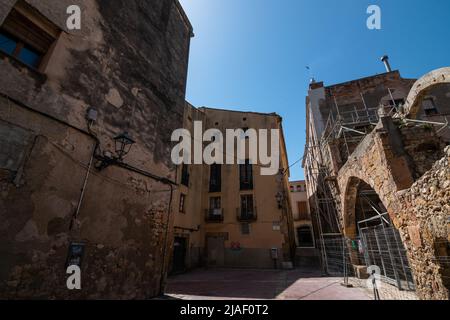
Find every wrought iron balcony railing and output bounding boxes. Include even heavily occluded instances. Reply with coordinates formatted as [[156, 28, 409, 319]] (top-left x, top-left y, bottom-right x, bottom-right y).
[[205, 208, 224, 223], [236, 207, 257, 222]]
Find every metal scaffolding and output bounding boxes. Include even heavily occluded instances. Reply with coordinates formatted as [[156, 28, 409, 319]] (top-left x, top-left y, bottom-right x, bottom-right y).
[[304, 85, 450, 299], [305, 90, 390, 276], [304, 88, 424, 296]]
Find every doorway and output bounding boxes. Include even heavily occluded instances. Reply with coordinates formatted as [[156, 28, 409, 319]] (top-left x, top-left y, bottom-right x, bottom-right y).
[[172, 237, 187, 274], [297, 225, 314, 248], [206, 236, 225, 267]]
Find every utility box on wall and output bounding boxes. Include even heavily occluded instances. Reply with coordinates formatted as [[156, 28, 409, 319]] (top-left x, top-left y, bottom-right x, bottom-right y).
[[271, 248, 279, 260], [0, 121, 33, 172]]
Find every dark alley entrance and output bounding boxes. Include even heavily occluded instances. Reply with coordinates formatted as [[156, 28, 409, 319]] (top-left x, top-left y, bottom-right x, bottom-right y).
[[172, 237, 187, 274]]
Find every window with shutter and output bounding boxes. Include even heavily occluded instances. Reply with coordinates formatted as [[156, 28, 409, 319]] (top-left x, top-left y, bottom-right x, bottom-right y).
[[239, 159, 253, 190], [0, 1, 60, 70], [179, 194, 186, 213], [209, 163, 221, 192], [297, 201, 309, 220]]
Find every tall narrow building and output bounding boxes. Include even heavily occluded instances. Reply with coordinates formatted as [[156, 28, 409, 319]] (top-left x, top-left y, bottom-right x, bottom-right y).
[[288, 180, 320, 267], [170, 103, 296, 272]]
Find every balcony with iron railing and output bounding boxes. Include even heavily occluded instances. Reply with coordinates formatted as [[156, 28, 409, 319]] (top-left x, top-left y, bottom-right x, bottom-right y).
[[236, 207, 257, 222], [240, 180, 253, 191], [205, 208, 224, 223], [294, 212, 311, 221]]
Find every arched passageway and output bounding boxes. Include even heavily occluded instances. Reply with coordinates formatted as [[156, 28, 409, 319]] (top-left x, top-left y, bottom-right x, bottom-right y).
[[333, 104, 449, 299], [345, 178, 416, 291]]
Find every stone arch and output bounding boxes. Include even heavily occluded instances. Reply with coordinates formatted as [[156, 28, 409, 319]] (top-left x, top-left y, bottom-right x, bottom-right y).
[[334, 114, 449, 299], [337, 127, 414, 237], [339, 144, 405, 237], [403, 67, 450, 118], [341, 173, 397, 239], [341, 173, 418, 292], [342, 176, 360, 238]]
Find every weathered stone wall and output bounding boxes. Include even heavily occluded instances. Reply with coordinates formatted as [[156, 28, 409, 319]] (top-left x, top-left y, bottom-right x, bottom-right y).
[[306, 67, 450, 299], [0, 90, 175, 300], [399, 123, 447, 179], [338, 116, 446, 232], [337, 116, 449, 299], [402, 67, 450, 119], [397, 146, 450, 300], [0, 0, 192, 173], [0, 0, 192, 299]]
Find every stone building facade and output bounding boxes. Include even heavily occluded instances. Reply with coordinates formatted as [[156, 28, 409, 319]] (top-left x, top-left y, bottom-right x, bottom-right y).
[[303, 65, 450, 299], [0, 0, 193, 299], [170, 103, 295, 272]]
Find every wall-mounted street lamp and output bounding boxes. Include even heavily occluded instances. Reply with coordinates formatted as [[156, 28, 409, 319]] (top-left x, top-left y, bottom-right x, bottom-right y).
[[114, 132, 135, 160], [95, 131, 135, 170], [275, 192, 284, 209]]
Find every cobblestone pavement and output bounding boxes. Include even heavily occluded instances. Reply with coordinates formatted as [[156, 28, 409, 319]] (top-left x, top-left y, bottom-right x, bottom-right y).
[[165, 268, 373, 300], [348, 278, 419, 300]]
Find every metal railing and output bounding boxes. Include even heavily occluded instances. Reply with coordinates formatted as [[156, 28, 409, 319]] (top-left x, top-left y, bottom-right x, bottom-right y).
[[205, 208, 224, 223], [319, 233, 418, 300], [236, 207, 257, 222], [359, 223, 415, 291]]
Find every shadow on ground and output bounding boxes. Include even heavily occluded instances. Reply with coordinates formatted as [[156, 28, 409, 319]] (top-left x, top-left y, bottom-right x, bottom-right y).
[[165, 268, 372, 300]]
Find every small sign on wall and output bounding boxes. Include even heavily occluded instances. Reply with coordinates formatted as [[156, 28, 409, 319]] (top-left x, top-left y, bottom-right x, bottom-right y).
[[65, 242, 85, 268], [230, 242, 242, 251], [272, 222, 281, 231]]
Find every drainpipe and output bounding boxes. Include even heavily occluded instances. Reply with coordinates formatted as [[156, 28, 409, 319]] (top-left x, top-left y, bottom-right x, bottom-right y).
[[2, 94, 101, 224], [69, 139, 98, 232], [2, 92, 178, 295], [381, 55, 392, 73], [159, 183, 174, 296]]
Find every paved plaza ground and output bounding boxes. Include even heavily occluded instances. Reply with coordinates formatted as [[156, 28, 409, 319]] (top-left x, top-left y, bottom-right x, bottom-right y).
[[165, 268, 374, 300]]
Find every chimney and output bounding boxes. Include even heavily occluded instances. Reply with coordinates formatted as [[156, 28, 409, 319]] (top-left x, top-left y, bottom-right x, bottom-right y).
[[381, 55, 392, 73], [309, 80, 323, 90]]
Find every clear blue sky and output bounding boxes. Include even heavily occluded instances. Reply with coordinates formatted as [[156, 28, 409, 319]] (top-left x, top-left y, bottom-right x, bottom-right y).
[[179, 0, 450, 181]]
